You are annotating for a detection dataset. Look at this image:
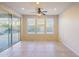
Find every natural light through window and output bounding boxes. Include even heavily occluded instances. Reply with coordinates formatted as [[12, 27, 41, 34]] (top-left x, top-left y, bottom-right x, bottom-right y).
[[27, 16, 54, 34]]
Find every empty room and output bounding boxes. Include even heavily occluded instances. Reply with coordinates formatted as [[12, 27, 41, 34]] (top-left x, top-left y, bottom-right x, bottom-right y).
[[0, 2, 79, 57]]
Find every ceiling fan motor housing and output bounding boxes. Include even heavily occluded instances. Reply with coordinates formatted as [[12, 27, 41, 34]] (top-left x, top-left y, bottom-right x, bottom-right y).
[[38, 8, 41, 14]]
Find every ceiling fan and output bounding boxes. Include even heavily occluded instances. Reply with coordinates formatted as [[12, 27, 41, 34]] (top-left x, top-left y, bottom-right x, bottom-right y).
[[32, 8, 47, 16], [37, 8, 47, 15]]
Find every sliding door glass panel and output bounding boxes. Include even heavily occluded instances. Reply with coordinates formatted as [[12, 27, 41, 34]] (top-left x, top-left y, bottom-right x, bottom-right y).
[[27, 18, 35, 34], [46, 17, 54, 34], [37, 17, 45, 34], [12, 16, 20, 44], [0, 13, 9, 52]]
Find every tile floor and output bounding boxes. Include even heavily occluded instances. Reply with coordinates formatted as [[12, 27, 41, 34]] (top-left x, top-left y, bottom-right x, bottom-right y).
[[0, 41, 78, 57]]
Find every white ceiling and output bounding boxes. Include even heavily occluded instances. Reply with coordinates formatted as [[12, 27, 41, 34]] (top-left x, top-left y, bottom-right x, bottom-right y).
[[0, 2, 75, 15]]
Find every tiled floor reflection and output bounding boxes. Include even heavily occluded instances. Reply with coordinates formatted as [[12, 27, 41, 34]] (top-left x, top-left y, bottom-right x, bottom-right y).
[[0, 41, 78, 57]]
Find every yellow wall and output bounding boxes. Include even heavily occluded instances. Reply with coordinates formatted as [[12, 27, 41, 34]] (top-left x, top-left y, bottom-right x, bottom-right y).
[[21, 15, 59, 41]]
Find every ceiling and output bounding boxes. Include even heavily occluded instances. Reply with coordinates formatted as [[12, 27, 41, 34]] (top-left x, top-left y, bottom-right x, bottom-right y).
[[0, 2, 75, 15]]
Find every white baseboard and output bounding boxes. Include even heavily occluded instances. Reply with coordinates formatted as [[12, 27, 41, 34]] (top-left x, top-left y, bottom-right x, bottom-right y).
[[60, 39, 79, 56]]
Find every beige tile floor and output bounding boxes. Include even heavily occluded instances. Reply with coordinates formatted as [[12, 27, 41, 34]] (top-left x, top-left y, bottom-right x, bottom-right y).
[[0, 41, 78, 57]]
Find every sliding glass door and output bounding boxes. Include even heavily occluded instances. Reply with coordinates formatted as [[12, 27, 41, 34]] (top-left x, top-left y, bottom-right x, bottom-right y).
[[0, 10, 20, 52]]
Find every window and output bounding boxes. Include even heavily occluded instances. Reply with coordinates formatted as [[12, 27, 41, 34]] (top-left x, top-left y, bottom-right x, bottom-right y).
[[46, 17, 54, 34], [27, 17, 35, 34], [37, 17, 45, 34], [27, 16, 54, 34]]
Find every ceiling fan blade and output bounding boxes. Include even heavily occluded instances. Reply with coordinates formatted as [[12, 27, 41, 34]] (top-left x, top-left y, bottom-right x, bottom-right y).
[[41, 12, 46, 15], [42, 10, 47, 13]]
